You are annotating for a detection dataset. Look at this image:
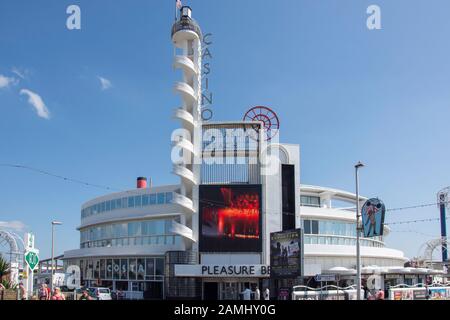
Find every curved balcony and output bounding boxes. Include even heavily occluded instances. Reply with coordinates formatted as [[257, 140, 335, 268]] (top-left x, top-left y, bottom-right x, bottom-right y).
[[173, 55, 198, 76], [172, 164, 196, 186], [170, 220, 195, 242], [171, 18, 202, 45], [173, 108, 195, 130], [173, 81, 197, 105], [172, 192, 195, 213], [172, 138, 195, 157]]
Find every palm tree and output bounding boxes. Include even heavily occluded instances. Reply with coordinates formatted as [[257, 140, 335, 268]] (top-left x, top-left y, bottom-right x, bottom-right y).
[[0, 254, 10, 282]]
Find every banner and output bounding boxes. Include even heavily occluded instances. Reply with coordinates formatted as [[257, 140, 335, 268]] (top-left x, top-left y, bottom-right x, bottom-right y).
[[361, 198, 386, 237], [270, 229, 302, 278]]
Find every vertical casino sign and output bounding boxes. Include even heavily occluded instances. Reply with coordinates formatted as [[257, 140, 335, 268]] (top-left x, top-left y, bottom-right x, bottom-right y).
[[201, 33, 213, 121]]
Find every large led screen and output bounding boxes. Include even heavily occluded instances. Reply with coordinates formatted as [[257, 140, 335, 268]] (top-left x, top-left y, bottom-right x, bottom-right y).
[[199, 185, 262, 252]]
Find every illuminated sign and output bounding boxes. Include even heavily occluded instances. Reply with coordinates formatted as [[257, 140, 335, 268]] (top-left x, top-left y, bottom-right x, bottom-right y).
[[199, 185, 262, 252]]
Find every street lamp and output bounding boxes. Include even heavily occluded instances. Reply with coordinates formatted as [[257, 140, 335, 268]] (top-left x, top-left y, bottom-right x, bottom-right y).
[[355, 161, 364, 300], [51, 221, 62, 291]]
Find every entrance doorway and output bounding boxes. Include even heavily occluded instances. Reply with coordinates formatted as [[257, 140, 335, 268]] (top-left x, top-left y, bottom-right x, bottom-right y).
[[203, 282, 218, 300]]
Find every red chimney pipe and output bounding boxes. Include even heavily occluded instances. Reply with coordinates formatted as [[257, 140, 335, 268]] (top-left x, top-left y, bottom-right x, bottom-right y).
[[137, 177, 147, 189]]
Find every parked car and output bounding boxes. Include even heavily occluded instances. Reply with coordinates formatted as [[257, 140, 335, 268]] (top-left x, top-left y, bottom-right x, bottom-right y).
[[87, 287, 112, 300]]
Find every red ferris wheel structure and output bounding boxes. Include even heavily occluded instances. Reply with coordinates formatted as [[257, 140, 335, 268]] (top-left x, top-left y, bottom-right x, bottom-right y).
[[243, 106, 280, 141]]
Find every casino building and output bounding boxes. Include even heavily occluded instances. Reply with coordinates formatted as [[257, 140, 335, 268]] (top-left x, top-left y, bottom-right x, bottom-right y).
[[63, 6, 431, 300]]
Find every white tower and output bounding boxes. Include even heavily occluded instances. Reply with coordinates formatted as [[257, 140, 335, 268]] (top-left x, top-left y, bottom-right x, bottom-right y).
[[171, 6, 202, 252]]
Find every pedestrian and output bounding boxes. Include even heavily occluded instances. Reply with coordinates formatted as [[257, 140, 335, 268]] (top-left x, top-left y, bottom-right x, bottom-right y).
[[38, 283, 49, 300], [254, 285, 261, 300], [51, 287, 66, 300], [0, 283, 5, 300], [375, 289, 385, 300], [79, 289, 93, 300], [19, 283, 27, 300], [241, 285, 252, 300], [263, 287, 270, 300], [46, 282, 51, 299]]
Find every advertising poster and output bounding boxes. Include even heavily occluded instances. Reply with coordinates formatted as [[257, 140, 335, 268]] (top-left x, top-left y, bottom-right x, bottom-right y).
[[429, 288, 447, 300], [199, 185, 262, 252], [361, 198, 386, 237], [270, 229, 302, 278]]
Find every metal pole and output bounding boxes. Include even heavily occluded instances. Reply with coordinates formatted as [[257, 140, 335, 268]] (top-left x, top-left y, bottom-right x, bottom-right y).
[[355, 162, 364, 300], [51, 223, 54, 292]]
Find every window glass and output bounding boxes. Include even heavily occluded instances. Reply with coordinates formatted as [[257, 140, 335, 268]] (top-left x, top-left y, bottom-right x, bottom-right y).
[[101, 202, 106, 212], [106, 259, 112, 279], [165, 192, 173, 203], [312, 220, 319, 234], [116, 198, 121, 209], [150, 194, 157, 205], [129, 258, 137, 280], [113, 259, 120, 279], [146, 258, 155, 278], [120, 259, 128, 280], [106, 200, 111, 211], [142, 194, 149, 206], [157, 193, 165, 204], [137, 258, 145, 280], [128, 197, 135, 208], [122, 198, 127, 208], [111, 200, 116, 210], [155, 221, 165, 234], [303, 220, 311, 234], [128, 222, 141, 236], [135, 195, 142, 207], [100, 259, 106, 279], [155, 258, 164, 276]]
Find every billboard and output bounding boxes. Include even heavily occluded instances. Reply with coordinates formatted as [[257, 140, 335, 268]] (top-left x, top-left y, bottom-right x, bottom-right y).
[[199, 185, 262, 252], [361, 198, 386, 237], [270, 229, 302, 278]]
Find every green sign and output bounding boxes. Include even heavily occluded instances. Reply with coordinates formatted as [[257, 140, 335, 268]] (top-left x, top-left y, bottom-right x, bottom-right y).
[[25, 250, 39, 271]]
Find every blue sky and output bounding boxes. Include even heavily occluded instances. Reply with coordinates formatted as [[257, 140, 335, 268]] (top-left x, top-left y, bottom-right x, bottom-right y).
[[1, 0, 450, 260]]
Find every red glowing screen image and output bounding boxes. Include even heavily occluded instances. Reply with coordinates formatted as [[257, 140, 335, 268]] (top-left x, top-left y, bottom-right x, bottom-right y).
[[199, 185, 262, 252]]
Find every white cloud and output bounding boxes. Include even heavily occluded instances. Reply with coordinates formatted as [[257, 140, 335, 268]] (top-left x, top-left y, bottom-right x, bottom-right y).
[[11, 67, 27, 79], [20, 89, 51, 119], [0, 74, 17, 88], [98, 76, 112, 90], [0, 220, 27, 231]]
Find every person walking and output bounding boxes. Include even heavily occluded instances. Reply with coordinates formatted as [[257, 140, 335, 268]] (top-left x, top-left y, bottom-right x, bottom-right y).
[[51, 287, 66, 300], [263, 287, 270, 300], [241, 285, 252, 300], [254, 285, 261, 300], [19, 283, 27, 300], [79, 289, 93, 300], [38, 284, 49, 300], [375, 289, 385, 300]]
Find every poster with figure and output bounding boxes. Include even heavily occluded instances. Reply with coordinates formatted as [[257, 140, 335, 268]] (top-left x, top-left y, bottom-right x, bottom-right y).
[[270, 229, 302, 278], [361, 198, 386, 237]]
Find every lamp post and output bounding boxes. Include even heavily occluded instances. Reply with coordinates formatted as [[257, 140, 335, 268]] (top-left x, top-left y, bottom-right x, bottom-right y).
[[355, 161, 364, 300], [51, 221, 62, 291]]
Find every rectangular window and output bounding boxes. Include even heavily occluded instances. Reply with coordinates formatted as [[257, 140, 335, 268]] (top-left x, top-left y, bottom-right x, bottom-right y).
[[303, 220, 311, 234], [137, 258, 145, 280], [129, 258, 137, 280], [142, 194, 149, 206], [157, 193, 165, 204], [312, 220, 319, 234], [135, 195, 142, 207], [155, 258, 164, 276], [120, 259, 128, 280], [105, 201, 111, 211], [150, 194, 157, 205], [128, 222, 141, 236], [146, 258, 155, 279], [100, 259, 106, 279], [106, 259, 112, 279], [128, 197, 135, 208], [122, 198, 127, 208], [113, 259, 120, 279], [101, 202, 106, 212], [165, 192, 173, 204]]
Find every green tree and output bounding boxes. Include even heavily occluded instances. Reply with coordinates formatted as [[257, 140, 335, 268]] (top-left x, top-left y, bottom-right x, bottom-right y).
[[0, 254, 11, 281]]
